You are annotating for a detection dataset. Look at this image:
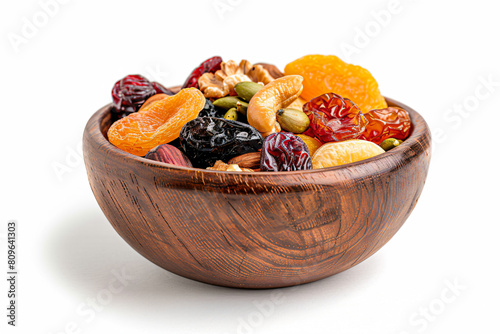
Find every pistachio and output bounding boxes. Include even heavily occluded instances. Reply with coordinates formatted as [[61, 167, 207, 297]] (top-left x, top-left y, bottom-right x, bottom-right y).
[[380, 138, 403, 151], [276, 108, 310, 133], [213, 96, 248, 114], [234, 82, 264, 102], [236, 101, 247, 115], [224, 108, 238, 121]]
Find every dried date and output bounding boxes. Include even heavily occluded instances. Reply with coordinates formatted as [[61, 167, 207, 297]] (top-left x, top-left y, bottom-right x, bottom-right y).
[[358, 107, 411, 144], [261, 132, 312, 172]]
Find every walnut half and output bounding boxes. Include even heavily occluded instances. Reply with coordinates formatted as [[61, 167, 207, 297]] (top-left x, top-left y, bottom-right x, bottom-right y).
[[198, 73, 228, 98], [207, 160, 254, 172], [198, 59, 274, 98]]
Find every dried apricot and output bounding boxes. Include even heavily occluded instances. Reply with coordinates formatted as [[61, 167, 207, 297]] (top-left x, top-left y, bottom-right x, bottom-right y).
[[139, 93, 168, 111], [297, 134, 322, 156], [108, 88, 205, 156], [284, 55, 387, 113]]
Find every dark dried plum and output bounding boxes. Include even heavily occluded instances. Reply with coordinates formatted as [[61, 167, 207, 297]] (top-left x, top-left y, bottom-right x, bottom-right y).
[[261, 132, 312, 172], [198, 100, 225, 118], [110, 110, 133, 122], [182, 56, 223, 89], [168, 137, 182, 149], [179, 117, 263, 168], [112, 74, 156, 114]]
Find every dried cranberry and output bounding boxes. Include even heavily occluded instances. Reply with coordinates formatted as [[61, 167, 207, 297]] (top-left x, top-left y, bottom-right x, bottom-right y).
[[112, 75, 156, 114], [152, 82, 175, 96], [303, 93, 368, 143], [261, 132, 312, 172], [182, 56, 223, 89]]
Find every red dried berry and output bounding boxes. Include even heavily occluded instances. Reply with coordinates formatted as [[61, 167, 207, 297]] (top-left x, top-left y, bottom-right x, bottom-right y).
[[152, 82, 175, 96], [303, 93, 368, 143], [112, 75, 156, 114], [261, 132, 312, 172], [358, 107, 411, 144], [182, 56, 223, 89], [145, 144, 193, 167]]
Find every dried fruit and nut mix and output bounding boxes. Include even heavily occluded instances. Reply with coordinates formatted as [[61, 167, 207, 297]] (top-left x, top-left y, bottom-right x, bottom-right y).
[[107, 55, 412, 171]]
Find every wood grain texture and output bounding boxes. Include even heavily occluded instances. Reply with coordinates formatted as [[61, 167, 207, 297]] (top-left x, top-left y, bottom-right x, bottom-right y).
[[83, 97, 431, 288]]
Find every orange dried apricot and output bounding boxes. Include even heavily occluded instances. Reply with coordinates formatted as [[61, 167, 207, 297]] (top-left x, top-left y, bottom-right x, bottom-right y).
[[297, 134, 322, 156], [108, 88, 205, 156], [139, 93, 168, 111], [284, 55, 387, 113]]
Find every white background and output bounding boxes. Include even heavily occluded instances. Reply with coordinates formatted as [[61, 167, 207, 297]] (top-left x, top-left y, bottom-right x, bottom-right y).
[[2, 0, 500, 333]]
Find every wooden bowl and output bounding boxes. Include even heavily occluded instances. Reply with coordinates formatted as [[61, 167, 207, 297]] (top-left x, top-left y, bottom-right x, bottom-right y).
[[83, 97, 431, 289]]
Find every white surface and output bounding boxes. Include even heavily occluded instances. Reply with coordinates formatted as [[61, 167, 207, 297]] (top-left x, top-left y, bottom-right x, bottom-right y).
[[1, 0, 499, 333]]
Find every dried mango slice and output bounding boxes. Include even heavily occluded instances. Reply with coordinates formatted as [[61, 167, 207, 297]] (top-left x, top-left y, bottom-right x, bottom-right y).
[[284, 55, 387, 113], [108, 88, 205, 156], [312, 139, 385, 169]]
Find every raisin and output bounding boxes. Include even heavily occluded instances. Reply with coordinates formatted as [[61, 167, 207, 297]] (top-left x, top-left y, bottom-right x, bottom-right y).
[[303, 93, 368, 143], [112, 74, 156, 114], [261, 132, 312, 172], [358, 107, 411, 144], [182, 56, 223, 89], [179, 117, 263, 168]]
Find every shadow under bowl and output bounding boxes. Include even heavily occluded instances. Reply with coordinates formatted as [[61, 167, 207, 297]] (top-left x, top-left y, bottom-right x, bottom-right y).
[[83, 97, 431, 289]]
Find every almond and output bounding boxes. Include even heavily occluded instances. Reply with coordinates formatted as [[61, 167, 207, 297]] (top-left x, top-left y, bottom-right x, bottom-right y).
[[228, 152, 261, 169]]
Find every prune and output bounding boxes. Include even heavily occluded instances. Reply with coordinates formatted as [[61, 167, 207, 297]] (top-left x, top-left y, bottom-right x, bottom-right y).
[[198, 100, 225, 118], [182, 56, 223, 89], [261, 132, 312, 172], [168, 138, 182, 149], [110, 110, 133, 122], [179, 117, 263, 168], [152, 82, 175, 95], [358, 107, 411, 144], [303, 93, 368, 143], [112, 74, 156, 114]]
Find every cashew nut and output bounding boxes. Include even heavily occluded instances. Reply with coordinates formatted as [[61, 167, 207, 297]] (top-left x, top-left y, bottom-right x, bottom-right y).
[[247, 75, 303, 134]]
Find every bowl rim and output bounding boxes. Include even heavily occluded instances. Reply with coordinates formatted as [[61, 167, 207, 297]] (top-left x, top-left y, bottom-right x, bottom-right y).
[[84, 97, 430, 176]]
